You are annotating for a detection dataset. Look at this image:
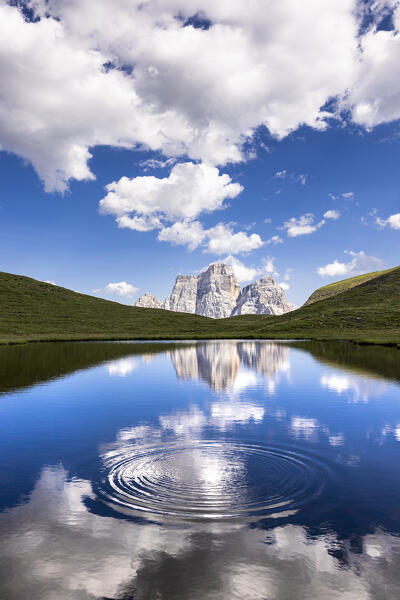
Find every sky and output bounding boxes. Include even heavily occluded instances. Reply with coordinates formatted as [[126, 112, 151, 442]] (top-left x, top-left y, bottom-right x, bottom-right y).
[[1, 0, 400, 307]]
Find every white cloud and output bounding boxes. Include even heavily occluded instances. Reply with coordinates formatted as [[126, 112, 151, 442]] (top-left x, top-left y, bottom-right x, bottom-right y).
[[341, 192, 354, 199], [273, 170, 288, 179], [297, 174, 307, 185], [218, 255, 262, 282], [347, 3, 400, 129], [139, 157, 177, 171], [100, 162, 242, 226], [278, 282, 290, 291], [3, 0, 400, 200], [323, 209, 340, 220], [262, 256, 279, 277], [283, 268, 292, 281], [204, 223, 263, 255], [266, 235, 283, 245], [104, 281, 139, 297], [0, 1, 360, 190], [282, 213, 325, 237], [158, 220, 206, 251], [45, 280, 57, 286], [157, 220, 264, 255], [317, 250, 384, 278], [376, 212, 400, 230]]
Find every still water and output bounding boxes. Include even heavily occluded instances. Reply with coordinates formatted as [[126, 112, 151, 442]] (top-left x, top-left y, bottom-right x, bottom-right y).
[[0, 340, 400, 599]]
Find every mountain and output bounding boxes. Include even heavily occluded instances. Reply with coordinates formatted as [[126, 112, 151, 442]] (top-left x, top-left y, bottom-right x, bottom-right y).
[[162, 264, 240, 318], [135, 292, 164, 309], [164, 275, 198, 313], [195, 263, 240, 318], [232, 275, 293, 316], [136, 263, 291, 318]]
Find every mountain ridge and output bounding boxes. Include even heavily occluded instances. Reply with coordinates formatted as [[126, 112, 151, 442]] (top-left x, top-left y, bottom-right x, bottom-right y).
[[135, 262, 293, 318]]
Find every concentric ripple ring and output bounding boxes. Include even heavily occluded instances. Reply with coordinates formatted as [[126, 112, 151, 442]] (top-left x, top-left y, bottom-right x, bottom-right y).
[[97, 441, 327, 522]]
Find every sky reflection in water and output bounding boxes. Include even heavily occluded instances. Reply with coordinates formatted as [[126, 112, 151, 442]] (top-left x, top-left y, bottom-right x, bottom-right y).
[[0, 340, 400, 599]]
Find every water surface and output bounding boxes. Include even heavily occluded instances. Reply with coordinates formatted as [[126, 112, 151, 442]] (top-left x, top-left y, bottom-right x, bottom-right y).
[[0, 340, 400, 599]]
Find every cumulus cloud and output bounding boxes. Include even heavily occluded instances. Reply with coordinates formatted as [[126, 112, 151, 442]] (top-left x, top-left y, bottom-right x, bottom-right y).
[[94, 281, 139, 297], [278, 282, 290, 291], [282, 213, 325, 237], [317, 250, 384, 278], [347, 3, 400, 128], [157, 220, 263, 255], [100, 162, 242, 226], [376, 213, 400, 229], [0, 0, 362, 191], [324, 209, 340, 220], [1, 0, 400, 207], [100, 162, 261, 254], [158, 220, 206, 251], [204, 223, 263, 255]]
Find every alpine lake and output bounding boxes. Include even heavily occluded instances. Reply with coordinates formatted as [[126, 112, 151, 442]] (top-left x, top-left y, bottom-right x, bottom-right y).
[[0, 339, 400, 600]]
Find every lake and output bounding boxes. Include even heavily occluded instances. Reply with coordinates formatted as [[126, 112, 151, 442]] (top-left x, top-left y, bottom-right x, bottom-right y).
[[0, 339, 400, 599]]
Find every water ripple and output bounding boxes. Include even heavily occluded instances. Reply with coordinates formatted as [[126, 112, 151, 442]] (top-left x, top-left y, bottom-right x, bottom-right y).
[[97, 441, 327, 522]]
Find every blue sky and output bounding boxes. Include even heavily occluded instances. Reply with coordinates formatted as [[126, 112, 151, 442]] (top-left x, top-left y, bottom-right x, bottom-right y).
[[1, 0, 400, 306]]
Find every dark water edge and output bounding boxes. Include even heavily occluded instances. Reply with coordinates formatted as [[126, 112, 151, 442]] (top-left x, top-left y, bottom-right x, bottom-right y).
[[1, 340, 400, 599], [1, 339, 399, 396]]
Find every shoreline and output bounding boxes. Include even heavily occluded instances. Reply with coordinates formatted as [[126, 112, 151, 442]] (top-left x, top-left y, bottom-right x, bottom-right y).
[[1, 334, 399, 349]]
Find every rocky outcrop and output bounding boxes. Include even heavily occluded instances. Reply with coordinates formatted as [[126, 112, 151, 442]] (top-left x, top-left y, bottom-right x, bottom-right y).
[[164, 275, 198, 313], [232, 275, 293, 316], [137, 263, 293, 318], [135, 292, 163, 309], [164, 264, 240, 318], [196, 263, 240, 318]]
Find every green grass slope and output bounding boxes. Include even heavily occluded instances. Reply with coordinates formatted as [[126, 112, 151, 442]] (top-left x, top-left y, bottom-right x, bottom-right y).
[[222, 265, 400, 344], [304, 266, 397, 306], [1, 267, 399, 345], [0, 271, 217, 342]]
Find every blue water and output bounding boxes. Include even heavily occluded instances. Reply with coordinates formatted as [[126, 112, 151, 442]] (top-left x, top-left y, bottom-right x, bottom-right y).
[[0, 340, 400, 599]]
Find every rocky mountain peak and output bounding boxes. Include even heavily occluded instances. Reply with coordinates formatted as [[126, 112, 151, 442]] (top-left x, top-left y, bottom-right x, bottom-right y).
[[232, 274, 293, 316], [164, 274, 198, 313], [135, 262, 294, 318], [196, 263, 240, 319], [135, 292, 163, 309]]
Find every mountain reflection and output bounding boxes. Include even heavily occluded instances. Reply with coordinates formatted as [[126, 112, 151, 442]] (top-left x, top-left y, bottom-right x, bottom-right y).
[[1, 465, 400, 600], [168, 341, 289, 390]]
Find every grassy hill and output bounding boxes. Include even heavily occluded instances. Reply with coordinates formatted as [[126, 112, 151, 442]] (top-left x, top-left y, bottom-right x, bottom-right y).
[[0, 267, 399, 345], [304, 266, 397, 305]]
